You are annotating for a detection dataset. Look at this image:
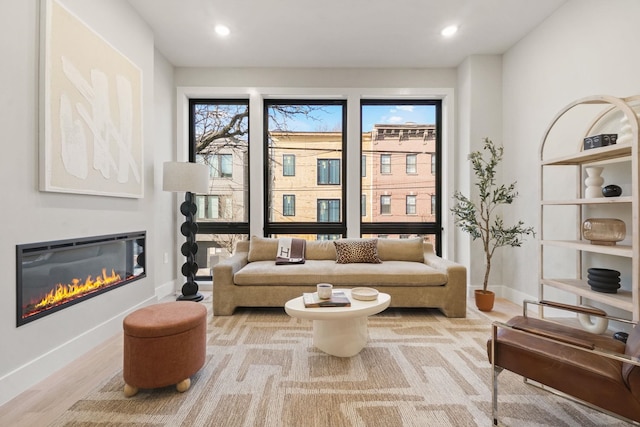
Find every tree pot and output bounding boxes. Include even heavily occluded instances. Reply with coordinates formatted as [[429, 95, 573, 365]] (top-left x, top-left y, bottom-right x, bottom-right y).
[[474, 289, 495, 312]]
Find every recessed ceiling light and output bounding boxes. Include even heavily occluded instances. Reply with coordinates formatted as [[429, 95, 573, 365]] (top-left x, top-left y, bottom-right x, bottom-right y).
[[215, 25, 230, 37], [441, 25, 458, 37]]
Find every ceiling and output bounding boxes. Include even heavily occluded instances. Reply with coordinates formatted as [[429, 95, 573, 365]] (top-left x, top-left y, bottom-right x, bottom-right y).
[[126, 0, 568, 69]]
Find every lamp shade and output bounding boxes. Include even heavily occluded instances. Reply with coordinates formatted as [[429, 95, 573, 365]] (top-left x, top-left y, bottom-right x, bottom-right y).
[[162, 161, 209, 193]]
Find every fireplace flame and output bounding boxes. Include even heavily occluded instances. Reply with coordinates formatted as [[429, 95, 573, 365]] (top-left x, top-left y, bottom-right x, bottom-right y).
[[33, 268, 122, 311]]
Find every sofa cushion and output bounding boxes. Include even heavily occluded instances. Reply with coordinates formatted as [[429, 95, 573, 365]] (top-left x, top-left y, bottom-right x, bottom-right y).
[[377, 237, 424, 262], [305, 240, 337, 260], [247, 236, 278, 262], [334, 239, 381, 264], [234, 260, 447, 286]]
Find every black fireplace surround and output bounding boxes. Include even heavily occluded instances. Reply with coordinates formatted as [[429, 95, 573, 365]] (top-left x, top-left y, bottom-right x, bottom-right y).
[[16, 231, 146, 326]]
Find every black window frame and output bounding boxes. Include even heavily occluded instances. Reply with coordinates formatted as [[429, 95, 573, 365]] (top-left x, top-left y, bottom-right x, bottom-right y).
[[283, 154, 295, 177], [264, 99, 347, 237], [360, 99, 443, 255], [189, 98, 251, 279], [283, 194, 295, 216]]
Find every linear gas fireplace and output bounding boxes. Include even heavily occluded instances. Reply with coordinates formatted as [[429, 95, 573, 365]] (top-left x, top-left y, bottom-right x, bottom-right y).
[[16, 231, 146, 326]]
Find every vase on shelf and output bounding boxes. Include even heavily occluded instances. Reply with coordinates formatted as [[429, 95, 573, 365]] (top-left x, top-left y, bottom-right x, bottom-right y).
[[584, 166, 604, 198]]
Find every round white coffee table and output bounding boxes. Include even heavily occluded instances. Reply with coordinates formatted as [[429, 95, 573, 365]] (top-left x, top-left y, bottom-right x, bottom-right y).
[[284, 289, 390, 357]]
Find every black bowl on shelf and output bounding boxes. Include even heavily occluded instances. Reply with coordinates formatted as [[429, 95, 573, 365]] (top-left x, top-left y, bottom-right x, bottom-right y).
[[587, 277, 620, 293], [587, 267, 620, 279]]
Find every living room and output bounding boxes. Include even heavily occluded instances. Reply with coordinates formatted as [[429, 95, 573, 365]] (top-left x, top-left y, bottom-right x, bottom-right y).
[[2, 0, 640, 423]]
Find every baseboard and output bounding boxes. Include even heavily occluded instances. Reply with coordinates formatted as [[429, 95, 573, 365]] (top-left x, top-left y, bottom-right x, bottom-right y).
[[0, 295, 156, 407], [155, 279, 177, 299]]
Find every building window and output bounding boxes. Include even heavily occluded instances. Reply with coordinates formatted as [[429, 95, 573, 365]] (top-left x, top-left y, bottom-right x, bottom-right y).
[[317, 159, 340, 185], [380, 195, 391, 215], [283, 195, 295, 216], [431, 194, 436, 214], [406, 195, 417, 215], [431, 153, 436, 175], [406, 154, 417, 174], [197, 195, 232, 220], [361, 155, 366, 177], [380, 154, 391, 174], [211, 154, 233, 178], [318, 199, 340, 222], [361, 194, 366, 216], [283, 154, 295, 176]]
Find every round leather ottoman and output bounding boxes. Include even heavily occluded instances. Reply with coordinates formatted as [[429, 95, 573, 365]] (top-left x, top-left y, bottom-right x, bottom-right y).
[[122, 301, 207, 397]]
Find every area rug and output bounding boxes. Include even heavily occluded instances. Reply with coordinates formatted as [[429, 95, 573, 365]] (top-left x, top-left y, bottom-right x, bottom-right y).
[[50, 305, 627, 427]]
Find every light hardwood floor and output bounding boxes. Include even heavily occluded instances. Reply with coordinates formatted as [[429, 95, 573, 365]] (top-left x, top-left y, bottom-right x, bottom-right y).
[[0, 297, 523, 427]]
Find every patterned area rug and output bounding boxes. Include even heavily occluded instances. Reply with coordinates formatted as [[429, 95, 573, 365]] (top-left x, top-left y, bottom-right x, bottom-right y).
[[51, 304, 627, 427]]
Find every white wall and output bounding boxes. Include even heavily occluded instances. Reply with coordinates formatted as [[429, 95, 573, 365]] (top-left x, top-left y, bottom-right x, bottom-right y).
[[501, 0, 640, 303], [455, 55, 504, 295], [0, 0, 176, 405]]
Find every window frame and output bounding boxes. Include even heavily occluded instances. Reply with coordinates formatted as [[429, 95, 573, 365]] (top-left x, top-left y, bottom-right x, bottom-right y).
[[263, 99, 347, 237], [360, 99, 443, 255], [189, 98, 251, 279], [283, 154, 295, 177]]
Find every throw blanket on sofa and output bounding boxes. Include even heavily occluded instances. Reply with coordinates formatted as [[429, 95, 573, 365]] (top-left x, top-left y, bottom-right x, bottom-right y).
[[275, 238, 306, 265]]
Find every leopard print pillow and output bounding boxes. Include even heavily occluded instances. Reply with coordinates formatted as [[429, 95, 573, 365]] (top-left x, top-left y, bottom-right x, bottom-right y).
[[333, 239, 382, 264]]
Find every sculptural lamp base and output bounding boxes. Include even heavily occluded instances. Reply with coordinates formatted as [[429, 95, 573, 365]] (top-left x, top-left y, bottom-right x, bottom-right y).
[[176, 191, 202, 302]]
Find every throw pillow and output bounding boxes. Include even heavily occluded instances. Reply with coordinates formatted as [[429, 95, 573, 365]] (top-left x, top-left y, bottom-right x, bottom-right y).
[[333, 239, 382, 264], [247, 236, 278, 262]]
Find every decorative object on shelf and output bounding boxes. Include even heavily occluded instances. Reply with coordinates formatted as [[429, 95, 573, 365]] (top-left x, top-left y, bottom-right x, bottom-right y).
[[587, 267, 621, 293], [584, 166, 604, 198], [602, 184, 622, 197], [582, 218, 626, 245], [451, 138, 535, 312], [617, 114, 634, 145], [583, 134, 617, 150], [163, 161, 209, 302]]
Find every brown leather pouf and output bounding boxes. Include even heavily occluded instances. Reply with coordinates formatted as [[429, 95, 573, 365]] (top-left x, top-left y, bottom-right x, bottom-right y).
[[122, 301, 207, 397]]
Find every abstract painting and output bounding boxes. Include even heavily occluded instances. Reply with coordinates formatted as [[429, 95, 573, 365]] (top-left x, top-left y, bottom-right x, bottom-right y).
[[40, 0, 143, 198]]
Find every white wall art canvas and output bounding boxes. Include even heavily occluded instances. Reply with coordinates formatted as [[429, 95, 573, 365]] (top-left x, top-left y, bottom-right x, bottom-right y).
[[40, 0, 144, 198]]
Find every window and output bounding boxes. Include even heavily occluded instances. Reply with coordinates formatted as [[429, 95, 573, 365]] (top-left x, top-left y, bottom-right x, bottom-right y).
[[406, 195, 416, 215], [283, 195, 295, 216], [283, 154, 295, 176], [361, 100, 442, 253], [318, 199, 340, 222], [210, 154, 233, 178], [380, 154, 391, 174], [361, 155, 366, 177], [197, 195, 233, 220], [406, 154, 417, 174], [380, 195, 391, 215], [317, 159, 340, 184], [190, 99, 250, 278], [265, 100, 346, 238], [361, 194, 366, 217]]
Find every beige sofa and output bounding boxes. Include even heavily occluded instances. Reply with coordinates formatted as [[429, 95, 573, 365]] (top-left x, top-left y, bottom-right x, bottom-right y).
[[212, 236, 467, 317]]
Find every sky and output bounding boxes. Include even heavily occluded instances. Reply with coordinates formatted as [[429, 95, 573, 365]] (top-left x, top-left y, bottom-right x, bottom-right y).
[[269, 103, 437, 133]]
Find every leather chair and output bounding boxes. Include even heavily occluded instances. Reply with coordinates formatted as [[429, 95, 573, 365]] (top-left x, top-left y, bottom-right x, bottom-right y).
[[488, 300, 640, 425]]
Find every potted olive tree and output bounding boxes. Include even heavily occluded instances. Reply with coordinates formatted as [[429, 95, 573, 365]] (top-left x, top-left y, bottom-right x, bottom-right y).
[[451, 138, 535, 311]]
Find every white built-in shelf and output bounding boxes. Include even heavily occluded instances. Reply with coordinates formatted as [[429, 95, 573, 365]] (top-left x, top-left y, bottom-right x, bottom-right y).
[[541, 196, 632, 205], [541, 278, 633, 312], [541, 240, 633, 257], [542, 144, 632, 166]]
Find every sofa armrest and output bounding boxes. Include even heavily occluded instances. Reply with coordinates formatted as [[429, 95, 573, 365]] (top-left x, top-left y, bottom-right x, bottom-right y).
[[422, 244, 467, 317], [423, 245, 466, 288], [212, 242, 249, 315]]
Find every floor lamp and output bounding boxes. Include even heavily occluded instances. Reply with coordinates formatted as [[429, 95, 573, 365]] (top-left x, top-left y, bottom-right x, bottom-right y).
[[163, 161, 209, 302]]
